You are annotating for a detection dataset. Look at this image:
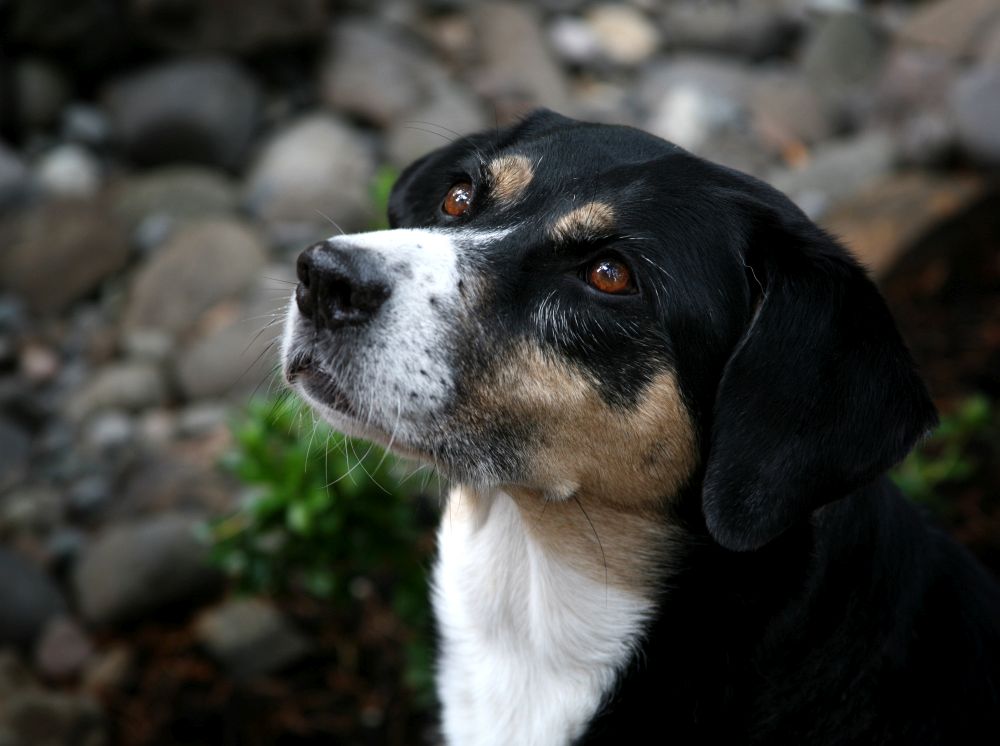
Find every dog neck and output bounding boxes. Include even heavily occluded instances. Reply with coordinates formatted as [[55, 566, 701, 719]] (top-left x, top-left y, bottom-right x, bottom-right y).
[[432, 484, 677, 745]]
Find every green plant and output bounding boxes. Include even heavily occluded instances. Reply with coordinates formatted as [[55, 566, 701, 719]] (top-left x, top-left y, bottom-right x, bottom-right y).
[[210, 395, 437, 700], [369, 165, 399, 231], [892, 394, 995, 515]]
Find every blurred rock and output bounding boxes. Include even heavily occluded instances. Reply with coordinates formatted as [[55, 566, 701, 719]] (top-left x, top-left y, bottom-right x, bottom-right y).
[[66, 362, 166, 421], [896, 111, 956, 169], [0, 486, 63, 536], [110, 452, 235, 519], [62, 104, 112, 148], [981, 20, 1000, 63], [638, 57, 750, 151], [0, 145, 29, 207], [949, 65, 1000, 165], [0, 547, 67, 647], [769, 130, 896, 218], [176, 403, 229, 438], [0, 689, 105, 746], [132, 0, 329, 54], [34, 144, 101, 198], [821, 172, 984, 276], [471, 1, 571, 119], [82, 410, 135, 453], [385, 80, 488, 168], [112, 167, 239, 237], [34, 617, 94, 681], [82, 646, 132, 696], [898, 0, 1000, 59], [175, 309, 280, 401], [123, 218, 267, 338], [14, 59, 68, 131], [195, 597, 310, 677], [802, 12, 887, 112], [660, 3, 802, 61], [751, 71, 835, 150], [585, 5, 660, 66], [245, 115, 375, 244], [0, 417, 31, 492], [73, 514, 220, 626], [875, 48, 957, 119], [549, 16, 602, 66], [0, 199, 129, 314], [321, 19, 448, 127], [104, 58, 261, 169]]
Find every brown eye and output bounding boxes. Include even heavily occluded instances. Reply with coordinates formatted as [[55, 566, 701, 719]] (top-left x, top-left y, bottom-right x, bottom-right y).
[[588, 259, 634, 294], [443, 182, 473, 217]]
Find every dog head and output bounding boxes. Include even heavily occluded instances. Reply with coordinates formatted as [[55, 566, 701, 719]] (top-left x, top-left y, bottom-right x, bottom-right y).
[[281, 109, 937, 551]]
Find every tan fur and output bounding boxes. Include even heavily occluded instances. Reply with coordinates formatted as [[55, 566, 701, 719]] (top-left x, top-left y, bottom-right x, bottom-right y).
[[550, 201, 616, 243], [488, 154, 534, 203], [462, 342, 698, 589]]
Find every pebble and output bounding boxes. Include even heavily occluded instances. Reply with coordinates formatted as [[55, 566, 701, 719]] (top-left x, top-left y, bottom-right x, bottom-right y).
[[0, 199, 129, 314], [244, 115, 376, 244], [34, 144, 101, 198], [66, 362, 167, 422], [949, 65, 1000, 165], [34, 617, 94, 681], [0, 418, 31, 492], [585, 4, 661, 66], [104, 57, 261, 169], [14, 59, 68, 131], [0, 547, 67, 647], [73, 514, 221, 626], [122, 218, 267, 338], [195, 598, 309, 677], [0, 145, 28, 207]]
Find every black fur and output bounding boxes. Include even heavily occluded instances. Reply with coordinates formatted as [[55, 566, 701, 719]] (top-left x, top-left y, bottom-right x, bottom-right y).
[[387, 110, 1000, 743]]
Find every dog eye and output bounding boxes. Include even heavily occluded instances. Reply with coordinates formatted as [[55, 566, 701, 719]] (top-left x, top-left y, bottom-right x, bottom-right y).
[[442, 182, 474, 218], [587, 259, 634, 295]]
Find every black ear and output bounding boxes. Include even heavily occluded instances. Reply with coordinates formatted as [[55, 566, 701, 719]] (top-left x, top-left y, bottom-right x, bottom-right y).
[[703, 194, 938, 552]]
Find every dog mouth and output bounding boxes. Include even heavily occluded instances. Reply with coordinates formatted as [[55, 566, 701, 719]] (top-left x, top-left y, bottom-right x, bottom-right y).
[[284, 354, 358, 419]]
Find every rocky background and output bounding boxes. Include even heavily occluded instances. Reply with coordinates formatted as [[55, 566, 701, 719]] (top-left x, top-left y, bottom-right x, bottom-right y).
[[1, 0, 999, 743]]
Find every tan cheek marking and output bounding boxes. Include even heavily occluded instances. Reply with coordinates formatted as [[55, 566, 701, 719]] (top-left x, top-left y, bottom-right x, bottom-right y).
[[550, 201, 616, 243], [463, 343, 698, 590], [487, 154, 534, 203]]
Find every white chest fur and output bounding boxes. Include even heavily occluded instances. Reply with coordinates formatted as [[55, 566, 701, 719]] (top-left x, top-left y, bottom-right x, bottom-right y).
[[432, 487, 657, 746]]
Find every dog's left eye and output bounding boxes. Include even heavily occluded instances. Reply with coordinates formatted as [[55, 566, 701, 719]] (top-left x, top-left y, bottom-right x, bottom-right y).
[[442, 182, 474, 218], [587, 258, 635, 295]]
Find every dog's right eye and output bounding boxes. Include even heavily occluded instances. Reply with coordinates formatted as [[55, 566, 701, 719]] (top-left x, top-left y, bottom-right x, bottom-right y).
[[442, 182, 474, 218]]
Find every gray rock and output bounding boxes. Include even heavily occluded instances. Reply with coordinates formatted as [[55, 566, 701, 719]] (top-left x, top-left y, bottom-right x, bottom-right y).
[[801, 12, 887, 108], [244, 115, 376, 244], [112, 167, 238, 236], [175, 403, 230, 438], [73, 514, 220, 626], [195, 598, 309, 677], [0, 145, 28, 207], [0, 418, 31, 492], [174, 307, 281, 401], [585, 4, 660, 66], [660, 2, 802, 61], [950, 65, 1000, 165], [385, 79, 488, 168], [0, 486, 63, 536], [34, 617, 94, 681], [123, 218, 267, 338], [0, 547, 67, 646], [67, 362, 166, 421], [0, 199, 129, 314], [768, 130, 897, 218], [34, 144, 101, 198], [14, 59, 68, 130], [320, 20, 447, 127], [898, 0, 1000, 59], [471, 2, 571, 119], [638, 57, 751, 151], [62, 104, 112, 147], [132, 0, 329, 54], [104, 57, 261, 169], [0, 689, 105, 746], [82, 410, 136, 453], [750, 71, 835, 147]]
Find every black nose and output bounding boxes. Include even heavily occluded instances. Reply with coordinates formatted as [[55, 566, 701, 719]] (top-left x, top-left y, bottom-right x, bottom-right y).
[[295, 242, 391, 329]]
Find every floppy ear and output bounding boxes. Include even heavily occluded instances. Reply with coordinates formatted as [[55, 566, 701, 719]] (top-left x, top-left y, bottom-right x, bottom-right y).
[[702, 195, 938, 552]]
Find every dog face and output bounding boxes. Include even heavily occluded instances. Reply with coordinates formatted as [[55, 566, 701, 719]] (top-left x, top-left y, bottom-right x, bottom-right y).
[[282, 110, 936, 551]]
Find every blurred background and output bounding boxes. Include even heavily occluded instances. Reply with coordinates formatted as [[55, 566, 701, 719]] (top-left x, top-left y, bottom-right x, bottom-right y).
[[0, 0, 998, 743]]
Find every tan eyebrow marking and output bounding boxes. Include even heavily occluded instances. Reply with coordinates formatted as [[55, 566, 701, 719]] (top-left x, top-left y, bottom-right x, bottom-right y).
[[487, 154, 534, 203], [550, 201, 616, 243]]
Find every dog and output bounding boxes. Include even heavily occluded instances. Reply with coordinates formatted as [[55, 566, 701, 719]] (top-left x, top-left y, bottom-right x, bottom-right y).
[[281, 109, 1000, 745]]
